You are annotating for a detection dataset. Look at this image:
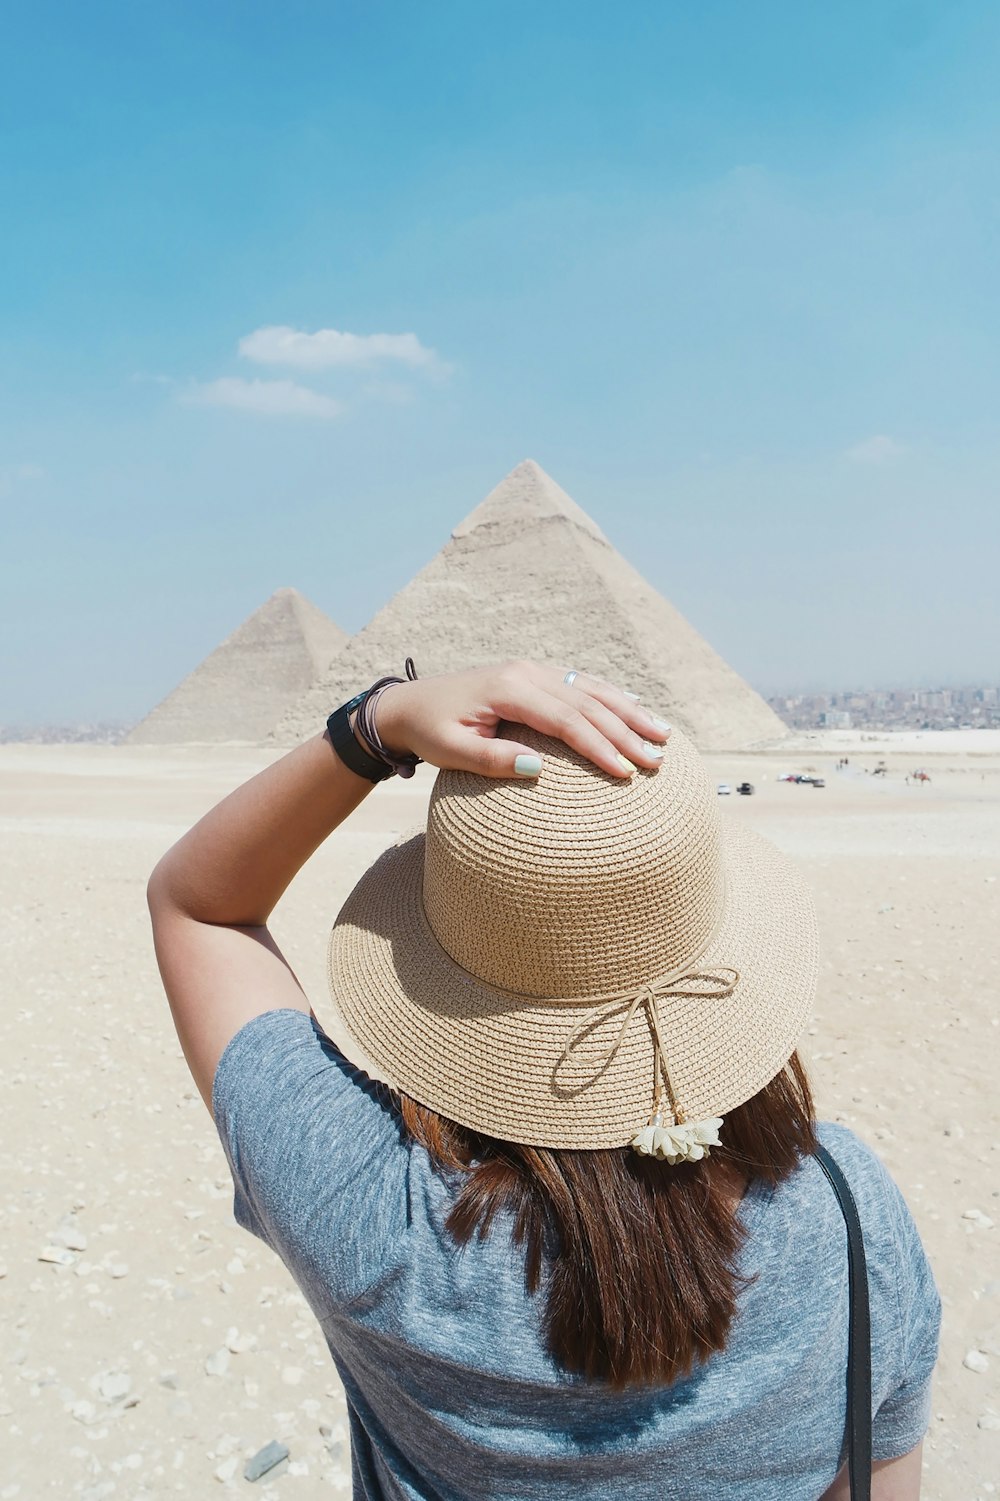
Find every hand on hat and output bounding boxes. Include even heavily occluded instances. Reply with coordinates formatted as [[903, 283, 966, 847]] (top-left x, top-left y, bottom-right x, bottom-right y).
[[374, 661, 670, 780]]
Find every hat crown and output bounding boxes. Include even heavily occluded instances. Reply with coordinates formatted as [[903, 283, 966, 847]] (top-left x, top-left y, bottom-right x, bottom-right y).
[[422, 728, 723, 998]]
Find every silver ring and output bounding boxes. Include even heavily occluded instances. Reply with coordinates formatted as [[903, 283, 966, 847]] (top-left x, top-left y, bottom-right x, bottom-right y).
[[563, 670, 579, 688]]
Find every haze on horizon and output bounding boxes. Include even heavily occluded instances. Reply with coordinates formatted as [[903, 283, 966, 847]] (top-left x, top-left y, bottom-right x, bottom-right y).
[[2, 1, 999, 724]]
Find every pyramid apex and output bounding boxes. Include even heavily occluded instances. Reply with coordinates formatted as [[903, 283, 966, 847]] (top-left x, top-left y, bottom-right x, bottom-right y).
[[451, 460, 608, 544]]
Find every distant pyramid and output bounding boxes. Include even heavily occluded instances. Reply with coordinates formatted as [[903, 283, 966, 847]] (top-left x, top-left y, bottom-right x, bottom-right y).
[[273, 461, 786, 750], [128, 588, 347, 744]]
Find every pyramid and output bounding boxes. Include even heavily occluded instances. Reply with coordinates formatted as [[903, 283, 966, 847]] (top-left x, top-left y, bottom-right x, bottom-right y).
[[128, 588, 348, 744], [273, 461, 787, 750]]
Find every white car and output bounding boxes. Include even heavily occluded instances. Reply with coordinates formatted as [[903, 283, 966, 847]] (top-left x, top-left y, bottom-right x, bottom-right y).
[[716, 782, 732, 796]]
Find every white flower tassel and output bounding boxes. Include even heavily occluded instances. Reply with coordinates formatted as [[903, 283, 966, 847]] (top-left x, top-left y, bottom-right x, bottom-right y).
[[631, 1112, 724, 1164]]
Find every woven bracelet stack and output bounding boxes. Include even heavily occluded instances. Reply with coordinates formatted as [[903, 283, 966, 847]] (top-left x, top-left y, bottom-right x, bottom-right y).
[[326, 658, 422, 784]]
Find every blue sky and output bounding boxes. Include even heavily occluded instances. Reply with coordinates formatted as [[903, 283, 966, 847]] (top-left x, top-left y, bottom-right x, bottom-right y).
[[2, 1, 999, 722]]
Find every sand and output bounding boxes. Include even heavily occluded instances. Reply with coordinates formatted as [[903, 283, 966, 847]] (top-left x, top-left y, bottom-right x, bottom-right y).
[[1, 736, 998, 1499]]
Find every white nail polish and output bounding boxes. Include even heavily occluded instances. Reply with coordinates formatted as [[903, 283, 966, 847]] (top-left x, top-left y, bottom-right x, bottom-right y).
[[645, 743, 665, 759], [616, 754, 636, 773], [651, 716, 671, 733], [624, 691, 642, 702], [514, 754, 542, 778]]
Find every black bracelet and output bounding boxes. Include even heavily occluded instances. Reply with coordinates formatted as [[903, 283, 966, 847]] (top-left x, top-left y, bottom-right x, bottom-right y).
[[326, 659, 422, 784], [327, 692, 393, 783]]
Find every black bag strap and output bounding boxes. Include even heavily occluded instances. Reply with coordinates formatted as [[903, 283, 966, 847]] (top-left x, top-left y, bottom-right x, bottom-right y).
[[815, 1145, 873, 1501]]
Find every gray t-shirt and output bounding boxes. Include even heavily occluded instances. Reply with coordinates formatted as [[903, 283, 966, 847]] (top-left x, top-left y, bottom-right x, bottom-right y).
[[213, 1009, 939, 1501]]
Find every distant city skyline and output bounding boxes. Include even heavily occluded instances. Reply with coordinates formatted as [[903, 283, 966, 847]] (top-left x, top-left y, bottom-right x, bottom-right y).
[[3, 3, 999, 720], [769, 683, 1000, 733]]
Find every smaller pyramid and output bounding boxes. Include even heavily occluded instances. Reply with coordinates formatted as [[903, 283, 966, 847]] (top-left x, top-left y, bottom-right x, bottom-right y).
[[127, 588, 347, 744]]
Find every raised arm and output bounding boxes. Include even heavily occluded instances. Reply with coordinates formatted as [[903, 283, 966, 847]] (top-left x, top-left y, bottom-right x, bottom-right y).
[[147, 661, 668, 1110]]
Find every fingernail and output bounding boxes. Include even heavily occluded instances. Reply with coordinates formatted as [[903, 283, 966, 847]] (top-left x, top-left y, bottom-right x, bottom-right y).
[[645, 743, 665, 759], [650, 716, 671, 733], [616, 754, 636, 773], [624, 691, 642, 702], [514, 754, 543, 778]]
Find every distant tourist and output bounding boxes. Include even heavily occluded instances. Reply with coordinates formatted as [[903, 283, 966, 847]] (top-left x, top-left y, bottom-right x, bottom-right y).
[[149, 661, 939, 1499]]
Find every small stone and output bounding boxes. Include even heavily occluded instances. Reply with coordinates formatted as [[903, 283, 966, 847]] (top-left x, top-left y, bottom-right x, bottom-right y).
[[158, 1371, 179, 1390], [244, 1441, 290, 1482], [963, 1209, 995, 1229], [321, 1430, 346, 1464], [225, 1327, 257, 1354], [877, 904, 893, 914], [205, 1349, 231, 1378], [38, 1246, 75, 1266], [214, 1456, 239, 1483], [964, 1349, 990, 1373], [57, 1226, 88, 1252], [979, 1412, 1000, 1431], [96, 1370, 132, 1403], [69, 1399, 97, 1424], [108, 1263, 129, 1279], [0, 1264, 7, 1279], [281, 1366, 303, 1386]]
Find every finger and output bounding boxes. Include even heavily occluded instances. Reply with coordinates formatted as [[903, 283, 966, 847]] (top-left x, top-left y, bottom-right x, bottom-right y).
[[539, 670, 670, 768], [490, 682, 641, 779], [553, 669, 671, 743], [565, 690, 668, 770], [453, 733, 547, 780]]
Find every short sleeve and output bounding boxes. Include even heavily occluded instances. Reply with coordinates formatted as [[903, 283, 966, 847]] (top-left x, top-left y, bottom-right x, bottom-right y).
[[871, 1183, 941, 1460], [212, 1008, 412, 1314]]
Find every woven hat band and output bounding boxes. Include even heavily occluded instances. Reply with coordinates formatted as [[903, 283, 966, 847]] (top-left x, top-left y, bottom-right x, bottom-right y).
[[421, 724, 726, 998]]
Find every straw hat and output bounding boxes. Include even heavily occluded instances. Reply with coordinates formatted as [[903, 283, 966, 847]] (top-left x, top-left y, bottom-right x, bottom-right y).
[[317, 725, 818, 1152]]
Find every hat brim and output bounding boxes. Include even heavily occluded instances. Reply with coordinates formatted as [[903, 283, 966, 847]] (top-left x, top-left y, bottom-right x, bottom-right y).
[[317, 817, 818, 1150]]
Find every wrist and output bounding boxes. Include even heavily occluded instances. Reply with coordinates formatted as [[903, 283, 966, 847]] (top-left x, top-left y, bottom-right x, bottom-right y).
[[370, 681, 416, 761]]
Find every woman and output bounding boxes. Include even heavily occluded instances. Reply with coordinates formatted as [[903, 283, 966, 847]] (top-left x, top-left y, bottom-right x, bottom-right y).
[[148, 660, 939, 1500]]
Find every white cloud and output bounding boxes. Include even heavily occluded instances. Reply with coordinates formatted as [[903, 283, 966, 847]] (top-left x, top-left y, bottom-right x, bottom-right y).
[[238, 324, 440, 372], [181, 377, 342, 419], [845, 434, 907, 464]]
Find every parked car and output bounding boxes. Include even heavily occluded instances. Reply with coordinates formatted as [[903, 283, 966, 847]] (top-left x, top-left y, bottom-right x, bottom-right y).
[[799, 775, 825, 788], [736, 782, 755, 796], [716, 782, 732, 796]]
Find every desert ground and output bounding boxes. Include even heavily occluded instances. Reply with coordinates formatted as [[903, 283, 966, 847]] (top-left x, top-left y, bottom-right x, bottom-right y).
[[1, 733, 998, 1499]]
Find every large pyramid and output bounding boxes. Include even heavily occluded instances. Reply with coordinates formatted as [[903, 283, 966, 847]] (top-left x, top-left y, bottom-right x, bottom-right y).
[[128, 588, 347, 744], [273, 461, 787, 750]]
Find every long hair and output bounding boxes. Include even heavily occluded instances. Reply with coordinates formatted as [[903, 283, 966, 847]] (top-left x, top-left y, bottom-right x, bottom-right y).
[[399, 1053, 816, 1389]]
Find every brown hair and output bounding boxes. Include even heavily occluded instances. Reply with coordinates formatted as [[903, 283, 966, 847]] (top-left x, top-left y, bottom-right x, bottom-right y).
[[399, 1053, 816, 1389]]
